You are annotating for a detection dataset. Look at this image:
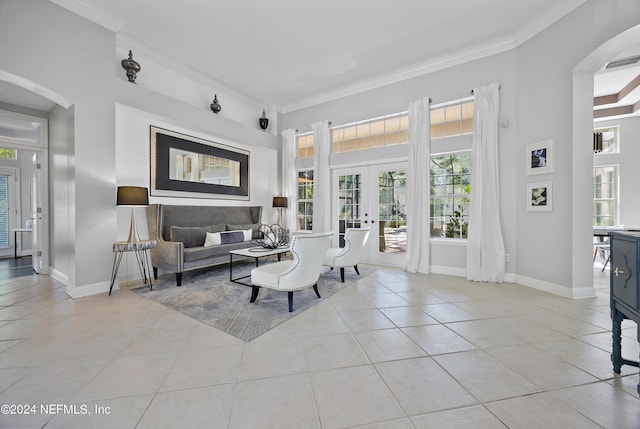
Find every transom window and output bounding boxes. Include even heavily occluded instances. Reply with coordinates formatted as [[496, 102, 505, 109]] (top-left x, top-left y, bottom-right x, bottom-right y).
[[0, 148, 16, 160], [331, 113, 409, 154], [297, 133, 314, 159], [431, 101, 474, 140]]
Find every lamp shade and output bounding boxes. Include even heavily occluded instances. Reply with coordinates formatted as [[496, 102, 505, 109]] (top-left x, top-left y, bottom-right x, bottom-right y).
[[117, 186, 149, 206], [272, 196, 288, 208]]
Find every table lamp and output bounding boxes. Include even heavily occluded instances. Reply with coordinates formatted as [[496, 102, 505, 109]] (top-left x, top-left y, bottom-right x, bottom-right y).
[[272, 196, 288, 227], [117, 186, 149, 243]]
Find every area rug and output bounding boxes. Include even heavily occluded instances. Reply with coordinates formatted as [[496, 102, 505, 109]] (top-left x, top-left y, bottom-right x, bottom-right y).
[[131, 259, 370, 342]]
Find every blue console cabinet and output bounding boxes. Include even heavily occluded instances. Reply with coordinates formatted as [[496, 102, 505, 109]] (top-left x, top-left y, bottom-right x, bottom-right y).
[[609, 231, 640, 395]]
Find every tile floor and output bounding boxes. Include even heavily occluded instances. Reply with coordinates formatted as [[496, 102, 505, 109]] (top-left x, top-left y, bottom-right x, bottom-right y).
[[0, 262, 638, 429]]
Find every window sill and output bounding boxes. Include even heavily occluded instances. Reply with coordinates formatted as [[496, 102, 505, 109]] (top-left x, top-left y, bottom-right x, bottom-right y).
[[430, 237, 468, 246]]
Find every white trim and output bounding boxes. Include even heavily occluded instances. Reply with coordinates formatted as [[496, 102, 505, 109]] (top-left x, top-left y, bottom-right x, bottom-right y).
[[515, 274, 597, 299], [429, 265, 467, 278], [66, 280, 116, 298], [50, 0, 124, 32], [50, 268, 69, 287], [281, 38, 515, 113], [0, 73, 73, 110]]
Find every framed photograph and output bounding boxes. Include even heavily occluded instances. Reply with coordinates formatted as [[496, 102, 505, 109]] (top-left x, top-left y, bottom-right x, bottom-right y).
[[150, 126, 250, 200], [527, 181, 552, 211], [525, 140, 553, 175]]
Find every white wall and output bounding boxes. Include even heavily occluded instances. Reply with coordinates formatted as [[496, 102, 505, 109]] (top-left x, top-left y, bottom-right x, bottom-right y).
[[49, 104, 75, 285], [282, 0, 640, 298], [0, 0, 280, 296], [114, 99, 278, 281], [282, 50, 518, 276], [594, 116, 640, 227]]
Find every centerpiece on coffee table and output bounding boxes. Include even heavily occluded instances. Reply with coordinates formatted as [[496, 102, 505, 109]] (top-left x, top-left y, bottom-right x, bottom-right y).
[[253, 224, 288, 249]]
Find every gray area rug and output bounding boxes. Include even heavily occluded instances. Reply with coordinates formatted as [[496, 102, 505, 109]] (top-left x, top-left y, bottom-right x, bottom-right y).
[[131, 258, 369, 342]]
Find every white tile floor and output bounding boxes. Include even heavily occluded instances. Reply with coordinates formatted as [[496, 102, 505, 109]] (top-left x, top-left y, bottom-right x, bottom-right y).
[[0, 263, 638, 429]]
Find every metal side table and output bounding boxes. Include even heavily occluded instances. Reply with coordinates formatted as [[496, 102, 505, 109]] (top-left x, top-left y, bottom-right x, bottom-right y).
[[109, 240, 157, 296]]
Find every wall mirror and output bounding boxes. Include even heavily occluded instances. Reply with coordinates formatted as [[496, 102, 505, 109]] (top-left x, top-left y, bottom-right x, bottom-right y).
[[150, 126, 249, 200]]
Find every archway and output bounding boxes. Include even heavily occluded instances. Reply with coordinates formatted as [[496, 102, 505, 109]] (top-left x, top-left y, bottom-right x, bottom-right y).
[[572, 24, 640, 294]]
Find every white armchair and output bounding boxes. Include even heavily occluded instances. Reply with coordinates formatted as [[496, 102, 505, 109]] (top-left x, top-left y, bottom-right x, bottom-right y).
[[324, 228, 370, 282], [250, 231, 333, 312]]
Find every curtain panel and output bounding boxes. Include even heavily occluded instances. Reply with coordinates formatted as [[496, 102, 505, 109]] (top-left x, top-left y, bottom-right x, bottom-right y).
[[405, 97, 431, 273], [281, 128, 298, 232], [311, 120, 331, 233], [466, 82, 506, 282]]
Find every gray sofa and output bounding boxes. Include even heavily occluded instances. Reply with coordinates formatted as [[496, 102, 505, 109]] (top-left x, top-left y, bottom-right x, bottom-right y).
[[146, 204, 262, 286]]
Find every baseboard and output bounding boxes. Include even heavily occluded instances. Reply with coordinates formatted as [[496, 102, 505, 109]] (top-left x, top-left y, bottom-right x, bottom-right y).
[[514, 274, 597, 299], [50, 268, 69, 287], [429, 265, 467, 277], [66, 280, 116, 298]]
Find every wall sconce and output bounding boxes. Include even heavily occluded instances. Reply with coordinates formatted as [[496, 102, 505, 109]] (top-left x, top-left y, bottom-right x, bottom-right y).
[[121, 50, 141, 84], [210, 94, 221, 114], [259, 109, 269, 131]]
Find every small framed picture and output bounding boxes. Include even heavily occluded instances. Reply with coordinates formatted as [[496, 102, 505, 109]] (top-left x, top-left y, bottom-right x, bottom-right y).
[[525, 140, 553, 175], [527, 182, 552, 211]]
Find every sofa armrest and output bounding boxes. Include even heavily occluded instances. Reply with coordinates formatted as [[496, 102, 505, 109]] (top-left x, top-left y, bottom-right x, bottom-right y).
[[149, 240, 184, 273]]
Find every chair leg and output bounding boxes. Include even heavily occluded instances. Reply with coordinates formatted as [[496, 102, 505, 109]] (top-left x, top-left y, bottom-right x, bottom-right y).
[[288, 291, 293, 312], [602, 253, 611, 272], [354, 264, 360, 275], [250, 286, 260, 303], [340, 267, 345, 282], [313, 284, 321, 298]]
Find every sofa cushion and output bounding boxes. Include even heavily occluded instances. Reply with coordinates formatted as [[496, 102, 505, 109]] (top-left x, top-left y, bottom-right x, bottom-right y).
[[183, 241, 254, 262], [227, 223, 261, 239], [170, 224, 226, 248], [204, 229, 252, 246]]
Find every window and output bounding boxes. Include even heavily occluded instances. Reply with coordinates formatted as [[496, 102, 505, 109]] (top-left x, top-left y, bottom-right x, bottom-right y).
[[593, 165, 618, 226], [331, 112, 409, 154], [593, 126, 619, 153], [297, 133, 314, 159], [431, 101, 474, 140], [0, 148, 16, 160], [0, 175, 8, 247], [430, 152, 472, 238], [297, 170, 314, 231]]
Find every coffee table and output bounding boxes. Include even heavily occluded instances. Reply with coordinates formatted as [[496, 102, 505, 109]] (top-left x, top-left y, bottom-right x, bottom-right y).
[[229, 246, 289, 286]]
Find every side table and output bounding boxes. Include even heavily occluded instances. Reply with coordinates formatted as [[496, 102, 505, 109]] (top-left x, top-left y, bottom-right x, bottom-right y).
[[110, 240, 157, 296]]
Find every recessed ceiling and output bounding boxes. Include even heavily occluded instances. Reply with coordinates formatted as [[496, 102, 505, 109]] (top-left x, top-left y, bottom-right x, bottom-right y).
[[594, 43, 640, 120], [51, 0, 589, 111]]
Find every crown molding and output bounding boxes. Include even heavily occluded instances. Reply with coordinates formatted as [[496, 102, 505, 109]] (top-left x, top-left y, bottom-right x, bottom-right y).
[[512, 0, 588, 46], [50, 0, 124, 32], [280, 37, 515, 114]]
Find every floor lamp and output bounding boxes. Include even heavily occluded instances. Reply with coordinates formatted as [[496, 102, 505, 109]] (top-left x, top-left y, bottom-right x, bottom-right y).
[[117, 186, 149, 243], [273, 196, 288, 227]]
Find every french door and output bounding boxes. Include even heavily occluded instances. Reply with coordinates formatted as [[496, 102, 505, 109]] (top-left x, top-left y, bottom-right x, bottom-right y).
[[332, 162, 408, 267]]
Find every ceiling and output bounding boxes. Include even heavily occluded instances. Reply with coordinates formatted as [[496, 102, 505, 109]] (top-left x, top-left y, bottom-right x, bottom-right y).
[[2, 0, 637, 121]]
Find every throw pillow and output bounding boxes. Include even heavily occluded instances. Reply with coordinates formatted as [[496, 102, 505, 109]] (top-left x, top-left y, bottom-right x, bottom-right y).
[[170, 226, 206, 248], [205, 229, 252, 246], [170, 224, 226, 247], [226, 223, 261, 239]]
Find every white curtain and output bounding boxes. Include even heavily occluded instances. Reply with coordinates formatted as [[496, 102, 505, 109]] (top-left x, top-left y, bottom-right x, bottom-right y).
[[311, 120, 331, 233], [466, 82, 506, 282], [281, 128, 298, 232], [405, 97, 431, 273]]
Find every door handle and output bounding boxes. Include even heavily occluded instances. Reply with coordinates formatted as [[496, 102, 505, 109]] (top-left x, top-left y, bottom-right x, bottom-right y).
[[614, 267, 625, 276]]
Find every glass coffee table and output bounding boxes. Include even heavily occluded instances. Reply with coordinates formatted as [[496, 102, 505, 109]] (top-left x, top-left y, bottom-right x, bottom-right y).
[[229, 246, 289, 286]]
